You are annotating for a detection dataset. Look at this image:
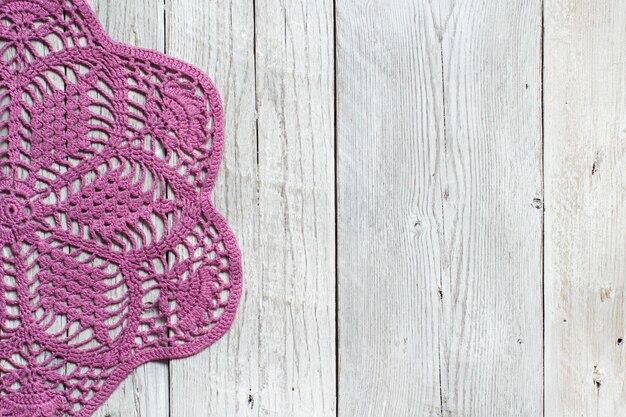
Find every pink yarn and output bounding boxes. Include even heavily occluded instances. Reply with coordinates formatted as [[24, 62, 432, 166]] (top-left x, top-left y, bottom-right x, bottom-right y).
[[0, 0, 242, 416]]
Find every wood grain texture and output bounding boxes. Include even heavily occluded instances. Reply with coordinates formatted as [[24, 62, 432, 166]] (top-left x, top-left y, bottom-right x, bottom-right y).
[[336, 1, 444, 415], [336, 1, 543, 416], [544, 1, 626, 416], [87, 1, 170, 416], [166, 1, 336, 416], [165, 0, 258, 416], [437, 2, 543, 416], [253, 3, 335, 415]]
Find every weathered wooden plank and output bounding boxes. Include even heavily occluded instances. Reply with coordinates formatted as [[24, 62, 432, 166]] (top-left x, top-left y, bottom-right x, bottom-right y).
[[166, 1, 336, 416], [252, 3, 335, 414], [337, 1, 543, 415], [544, 1, 626, 416], [336, 1, 445, 415], [437, 2, 543, 415], [87, 1, 170, 416], [165, 1, 257, 416]]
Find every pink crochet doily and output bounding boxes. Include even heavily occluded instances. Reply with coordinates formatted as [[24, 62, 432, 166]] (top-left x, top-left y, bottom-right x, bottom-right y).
[[0, 0, 242, 416]]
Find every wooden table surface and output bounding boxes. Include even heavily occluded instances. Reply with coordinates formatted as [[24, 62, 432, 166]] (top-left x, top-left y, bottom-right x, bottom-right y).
[[88, 0, 625, 416]]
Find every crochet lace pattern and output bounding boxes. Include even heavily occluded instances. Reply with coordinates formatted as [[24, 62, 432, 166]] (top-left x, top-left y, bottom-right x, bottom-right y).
[[0, 0, 242, 416]]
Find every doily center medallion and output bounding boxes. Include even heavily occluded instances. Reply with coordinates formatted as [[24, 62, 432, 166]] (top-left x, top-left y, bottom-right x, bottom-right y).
[[0, 1, 242, 416]]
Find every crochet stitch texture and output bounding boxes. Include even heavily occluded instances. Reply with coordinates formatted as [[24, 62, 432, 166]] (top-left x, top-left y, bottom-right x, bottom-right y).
[[0, 0, 242, 416]]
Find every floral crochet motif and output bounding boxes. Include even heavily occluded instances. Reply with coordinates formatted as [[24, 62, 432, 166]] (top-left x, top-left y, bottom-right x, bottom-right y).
[[0, 0, 242, 416]]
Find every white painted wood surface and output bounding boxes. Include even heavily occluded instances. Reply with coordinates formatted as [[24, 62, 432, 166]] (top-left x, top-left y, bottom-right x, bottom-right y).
[[544, 1, 626, 416], [336, 1, 444, 415], [81, 0, 625, 416], [436, 2, 543, 416], [337, 0, 543, 415]]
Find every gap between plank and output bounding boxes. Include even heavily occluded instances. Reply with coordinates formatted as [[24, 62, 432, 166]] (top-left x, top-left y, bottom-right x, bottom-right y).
[[539, 0, 546, 416], [436, 42, 448, 417], [332, 0, 339, 415]]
